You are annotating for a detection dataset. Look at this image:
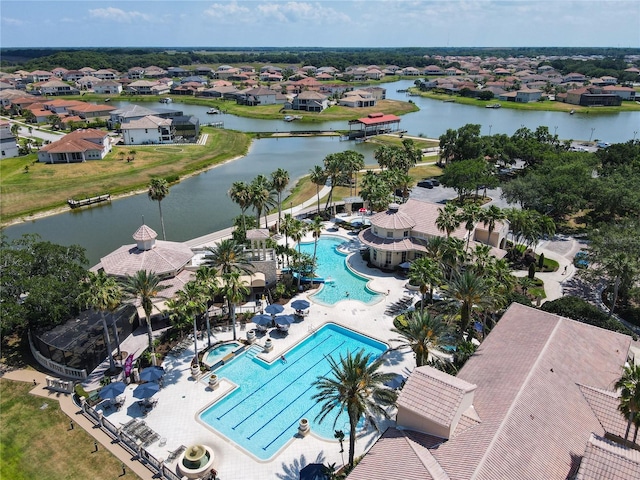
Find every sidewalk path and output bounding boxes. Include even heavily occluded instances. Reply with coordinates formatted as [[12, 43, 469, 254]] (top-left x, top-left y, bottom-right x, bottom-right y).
[[2, 369, 154, 480]]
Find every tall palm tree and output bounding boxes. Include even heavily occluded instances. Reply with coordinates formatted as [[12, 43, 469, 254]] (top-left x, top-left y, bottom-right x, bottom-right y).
[[203, 238, 252, 275], [360, 170, 391, 212], [228, 181, 252, 233], [250, 175, 276, 228], [167, 280, 207, 361], [121, 270, 167, 366], [270, 168, 290, 233], [77, 271, 122, 373], [445, 270, 493, 339], [436, 203, 461, 238], [289, 218, 308, 254], [309, 165, 328, 215], [391, 311, 454, 367], [459, 202, 481, 252], [323, 153, 343, 214], [342, 150, 365, 196], [219, 271, 250, 341], [310, 216, 324, 265], [615, 364, 640, 443], [312, 350, 398, 468], [195, 266, 219, 348], [408, 257, 442, 312], [374, 144, 395, 171], [148, 178, 170, 240], [480, 205, 506, 246]]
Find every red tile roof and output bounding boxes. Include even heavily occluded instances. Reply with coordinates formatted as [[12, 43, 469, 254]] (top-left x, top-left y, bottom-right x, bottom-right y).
[[576, 434, 640, 480], [356, 113, 401, 125]]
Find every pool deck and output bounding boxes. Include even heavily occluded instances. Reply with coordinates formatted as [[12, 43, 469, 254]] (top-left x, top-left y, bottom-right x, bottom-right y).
[[4, 219, 581, 479], [87, 227, 417, 479]]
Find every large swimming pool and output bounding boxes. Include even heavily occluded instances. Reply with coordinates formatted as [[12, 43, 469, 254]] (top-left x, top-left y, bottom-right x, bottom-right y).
[[299, 236, 381, 305], [199, 323, 387, 460]]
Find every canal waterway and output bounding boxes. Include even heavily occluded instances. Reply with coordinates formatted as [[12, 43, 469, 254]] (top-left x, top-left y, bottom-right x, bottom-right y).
[[4, 79, 639, 265]]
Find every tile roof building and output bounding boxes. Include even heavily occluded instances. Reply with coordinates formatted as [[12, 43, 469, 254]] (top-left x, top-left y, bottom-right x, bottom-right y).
[[349, 303, 638, 480], [37, 128, 112, 163], [358, 200, 508, 269]]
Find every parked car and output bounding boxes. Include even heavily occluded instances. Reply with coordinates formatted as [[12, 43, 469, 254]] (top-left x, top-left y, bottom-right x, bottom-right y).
[[417, 180, 433, 188], [596, 141, 611, 149]]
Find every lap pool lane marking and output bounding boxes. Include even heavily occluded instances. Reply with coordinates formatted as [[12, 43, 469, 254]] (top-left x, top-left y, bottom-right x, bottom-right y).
[[216, 334, 334, 421], [244, 342, 346, 437]]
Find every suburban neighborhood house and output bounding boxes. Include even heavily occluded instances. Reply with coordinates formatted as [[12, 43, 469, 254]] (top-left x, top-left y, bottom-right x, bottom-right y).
[[359, 200, 508, 269], [121, 115, 175, 145], [0, 120, 19, 159], [349, 303, 640, 480], [37, 128, 112, 163]]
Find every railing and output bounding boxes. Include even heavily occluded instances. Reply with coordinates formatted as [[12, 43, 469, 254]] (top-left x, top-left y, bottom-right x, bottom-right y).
[[79, 401, 182, 480], [29, 332, 88, 380]]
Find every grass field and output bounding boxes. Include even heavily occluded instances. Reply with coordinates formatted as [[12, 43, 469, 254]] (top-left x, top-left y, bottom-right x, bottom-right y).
[[0, 128, 251, 225], [0, 379, 141, 480]]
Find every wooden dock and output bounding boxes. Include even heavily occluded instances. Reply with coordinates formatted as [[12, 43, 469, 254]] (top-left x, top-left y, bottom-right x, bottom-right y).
[[67, 194, 111, 209]]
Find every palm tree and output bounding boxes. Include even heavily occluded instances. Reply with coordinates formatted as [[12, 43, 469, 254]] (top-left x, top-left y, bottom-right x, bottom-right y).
[[289, 218, 308, 254], [323, 153, 343, 214], [77, 271, 122, 373], [479, 205, 506, 246], [312, 350, 398, 468], [374, 144, 396, 171], [250, 175, 276, 228], [436, 203, 461, 238], [148, 178, 170, 240], [342, 150, 365, 196], [615, 364, 640, 443], [309, 165, 328, 215], [195, 266, 219, 348], [445, 270, 493, 339], [459, 202, 481, 252], [408, 257, 442, 312], [203, 238, 252, 275], [391, 311, 454, 367], [167, 280, 207, 361], [360, 170, 391, 212], [228, 181, 252, 233], [310, 216, 324, 265], [121, 270, 167, 366], [270, 168, 289, 233], [219, 271, 250, 341]]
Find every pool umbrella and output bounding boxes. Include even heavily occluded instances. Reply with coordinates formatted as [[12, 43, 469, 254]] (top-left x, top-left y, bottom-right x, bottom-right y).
[[299, 463, 328, 480], [99, 381, 126, 400], [265, 304, 284, 315], [252, 314, 273, 327], [139, 366, 165, 383], [133, 381, 160, 399], [399, 261, 412, 269], [274, 315, 295, 326], [291, 300, 310, 311]]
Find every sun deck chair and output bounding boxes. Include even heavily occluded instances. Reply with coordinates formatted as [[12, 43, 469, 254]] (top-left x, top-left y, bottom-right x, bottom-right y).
[[255, 324, 269, 334], [276, 324, 289, 335]]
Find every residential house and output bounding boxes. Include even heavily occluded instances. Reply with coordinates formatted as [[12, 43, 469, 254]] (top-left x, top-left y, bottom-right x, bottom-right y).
[[602, 85, 636, 101], [564, 72, 588, 83], [363, 86, 386, 100], [108, 105, 161, 127], [92, 80, 123, 95], [349, 303, 639, 480], [358, 200, 507, 270], [290, 91, 328, 112], [51, 67, 68, 78], [499, 87, 543, 103], [37, 128, 111, 163], [143, 66, 168, 78], [0, 120, 19, 159], [423, 65, 444, 75], [25, 104, 54, 123], [35, 80, 79, 96], [199, 86, 240, 99], [167, 67, 190, 77], [94, 69, 118, 80], [216, 68, 241, 80], [42, 99, 85, 114], [399, 67, 421, 76], [172, 115, 200, 140], [2, 93, 38, 111], [236, 87, 282, 106], [63, 70, 86, 82], [67, 103, 115, 119], [127, 67, 145, 79], [121, 115, 175, 145], [591, 76, 618, 86], [194, 66, 215, 77], [562, 86, 623, 106], [27, 70, 54, 83], [339, 89, 377, 108], [126, 80, 164, 95], [76, 76, 101, 90]]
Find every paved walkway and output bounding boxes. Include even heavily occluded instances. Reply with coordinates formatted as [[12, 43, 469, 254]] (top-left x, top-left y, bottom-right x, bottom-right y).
[[1, 369, 154, 480]]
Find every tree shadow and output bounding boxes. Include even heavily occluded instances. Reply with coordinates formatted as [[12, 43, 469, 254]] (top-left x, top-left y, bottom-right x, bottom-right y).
[[275, 451, 327, 480]]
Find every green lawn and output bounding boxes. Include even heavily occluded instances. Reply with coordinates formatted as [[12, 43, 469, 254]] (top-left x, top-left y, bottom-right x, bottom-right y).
[[0, 379, 140, 480], [1, 128, 251, 225]]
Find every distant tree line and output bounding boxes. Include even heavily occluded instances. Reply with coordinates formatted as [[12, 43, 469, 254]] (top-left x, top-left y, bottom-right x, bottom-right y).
[[2, 46, 639, 73]]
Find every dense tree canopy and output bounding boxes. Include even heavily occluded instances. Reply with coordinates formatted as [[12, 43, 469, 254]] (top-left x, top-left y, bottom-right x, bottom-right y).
[[0, 234, 88, 339]]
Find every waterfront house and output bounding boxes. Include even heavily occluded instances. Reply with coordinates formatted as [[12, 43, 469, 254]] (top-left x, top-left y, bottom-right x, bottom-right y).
[[35, 80, 79, 96], [37, 128, 112, 163], [289, 91, 328, 112], [92, 80, 123, 95], [121, 115, 175, 145]]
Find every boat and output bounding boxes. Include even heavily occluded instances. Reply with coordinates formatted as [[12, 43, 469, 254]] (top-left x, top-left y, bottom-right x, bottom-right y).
[[283, 115, 302, 122], [396, 89, 408, 93], [67, 194, 111, 209], [486, 103, 501, 109], [206, 108, 220, 114], [159, 97, 172, 104], [570, 110, 575, 115], [104, 98, 111, 102]]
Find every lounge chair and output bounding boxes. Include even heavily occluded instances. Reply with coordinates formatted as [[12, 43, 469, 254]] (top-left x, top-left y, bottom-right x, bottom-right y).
[[276, 324, 289, 335]]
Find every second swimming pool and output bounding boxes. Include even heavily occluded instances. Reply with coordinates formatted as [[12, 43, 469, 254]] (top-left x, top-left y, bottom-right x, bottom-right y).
[[199, 323, 387, 460], [298, 236, 381, 305]]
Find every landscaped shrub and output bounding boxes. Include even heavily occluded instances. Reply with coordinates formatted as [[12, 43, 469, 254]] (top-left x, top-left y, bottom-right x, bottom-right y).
[[617, 306, 640, 328], [538, 252, 545, 269], [541, 296, 636, 338], [528, 263, 536, 279], [505, 291, 532, 306]]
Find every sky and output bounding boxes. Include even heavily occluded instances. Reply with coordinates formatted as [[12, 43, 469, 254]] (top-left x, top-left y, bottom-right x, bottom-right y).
[[1, 0, 638, 49]]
